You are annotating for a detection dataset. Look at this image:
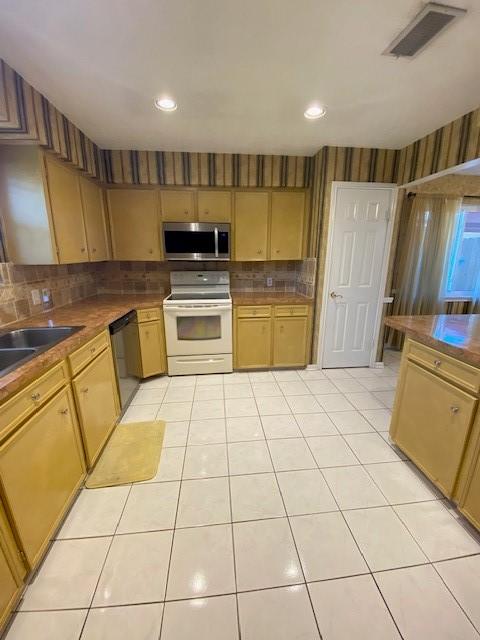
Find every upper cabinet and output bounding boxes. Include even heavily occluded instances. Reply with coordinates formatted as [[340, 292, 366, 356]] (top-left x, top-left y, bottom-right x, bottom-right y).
[[234, 192, 269, 260], [79, 178, 109, 261], [0, 146, 109, 265], [44, 155, 88, 263], [234, 190, 307, 261], [160, 190, 195, 222], [107, 189, 161, 261], [270, 192, 305, 260], [198, 190, 232, 222]]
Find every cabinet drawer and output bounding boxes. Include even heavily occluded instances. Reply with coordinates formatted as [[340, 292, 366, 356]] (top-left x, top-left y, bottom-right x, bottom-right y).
[[0, 360, 69, 440], [407, 339, 480, 394], [136, 308, 161, 323], [68, 330, 109, 376], [236, 305, 271, 318], [274, 305, 309, 317]]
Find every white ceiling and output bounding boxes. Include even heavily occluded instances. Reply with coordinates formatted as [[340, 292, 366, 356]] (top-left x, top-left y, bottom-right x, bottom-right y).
[[455, 159, 480, 175], [1, 0, 479, 155]]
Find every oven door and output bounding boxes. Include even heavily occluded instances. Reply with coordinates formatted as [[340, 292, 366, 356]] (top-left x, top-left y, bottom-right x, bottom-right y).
[[163, 223, 230, 261], [163, 304, 232, 356]]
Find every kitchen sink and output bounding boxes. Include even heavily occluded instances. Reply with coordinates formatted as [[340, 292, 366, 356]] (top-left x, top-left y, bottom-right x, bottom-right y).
[[0, 326, 82, 349], [0, 326, 84, 377]]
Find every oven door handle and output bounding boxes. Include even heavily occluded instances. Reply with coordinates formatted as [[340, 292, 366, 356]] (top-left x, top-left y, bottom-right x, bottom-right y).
[[164, 305, 231, 312], [214, 226, 219, 258]]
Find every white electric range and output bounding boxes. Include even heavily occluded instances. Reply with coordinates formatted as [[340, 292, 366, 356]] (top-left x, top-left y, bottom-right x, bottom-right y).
[[163, 271, 233, 375]]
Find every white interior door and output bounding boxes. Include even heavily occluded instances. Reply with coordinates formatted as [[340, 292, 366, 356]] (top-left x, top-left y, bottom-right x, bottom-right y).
[[322, 185, 393, 368]]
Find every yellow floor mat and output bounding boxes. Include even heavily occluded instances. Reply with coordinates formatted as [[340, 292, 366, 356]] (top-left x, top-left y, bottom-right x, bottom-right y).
[[85, 420, 165, 489]]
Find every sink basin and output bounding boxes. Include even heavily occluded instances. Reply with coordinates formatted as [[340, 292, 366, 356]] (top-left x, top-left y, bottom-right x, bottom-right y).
[[0, 326, 84, 377], [0, 326, 83, 349], [0, 348, 37, 374]]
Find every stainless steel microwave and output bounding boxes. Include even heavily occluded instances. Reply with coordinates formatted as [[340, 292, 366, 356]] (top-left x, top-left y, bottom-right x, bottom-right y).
[[163, 223, 230, 261]]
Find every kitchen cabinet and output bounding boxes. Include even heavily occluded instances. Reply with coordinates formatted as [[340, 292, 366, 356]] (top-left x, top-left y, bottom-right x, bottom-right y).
[[161, 190, 195, 222], [0, 385, 85, 568], [79, 177, 110, 261], [124, 309, 166, 378], [459, 417, 480, 530], [270, 192, 305, 260], [72, 346, 119, 467], [44, 155, 88, 263], [0, 502, 26, 629], [198, 190, 232, 222], [235, 317, 272, 369], [273, 316, 309, 367], [235, 303, 311, 369], [391, 356, 477, 499], [107, 189, 161, 260], [234, 192, 269, 260]]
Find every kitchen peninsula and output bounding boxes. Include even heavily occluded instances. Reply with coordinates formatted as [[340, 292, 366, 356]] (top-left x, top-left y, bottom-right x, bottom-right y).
[[385, 314, 480, 531]]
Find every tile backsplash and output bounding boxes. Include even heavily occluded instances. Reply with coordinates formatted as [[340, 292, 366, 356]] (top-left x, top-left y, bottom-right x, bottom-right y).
[[0, 258, 316, 326]]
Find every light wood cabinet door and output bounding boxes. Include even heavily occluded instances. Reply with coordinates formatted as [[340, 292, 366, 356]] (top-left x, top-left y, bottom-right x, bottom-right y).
[[198, 191, 232, 222], [0, 387, 85, 568], [273, 316, 309, 367], [72, 348, 120, 467], [460, 448, 480, 530], [107, 189, 161, 261], [235, 317, 271, 369], [234, 192, 269, 260], [44, 156, 87, 263], [391, 361, 477, 498], [138, 320, 167, 378], [80, 178, 109, 261], [270, 192, 305, 260], [0, 502, 25, 628], [161, 190, 195, 222]]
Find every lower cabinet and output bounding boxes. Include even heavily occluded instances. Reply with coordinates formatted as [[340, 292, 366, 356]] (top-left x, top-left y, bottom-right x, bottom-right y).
[[235, 304, 311, 369], [72, 347, 120, 467], [460, 450, 480, 530], [235, 317, 272, 369], [273, 316, 309, 367], [0, 386, 85, 568], [125, 310, 167, 379], [390, 359, 476, 498], [0, 502, 26, 629]]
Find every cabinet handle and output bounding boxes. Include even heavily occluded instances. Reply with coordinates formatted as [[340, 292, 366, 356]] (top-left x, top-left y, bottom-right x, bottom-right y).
[[434, 359, 442, 368], [31, 392, 41, 401], [59, 408, 69, 415], [81, 387, 89, 393], [450, 405, 459, 414], [90, 347, 96, 354]]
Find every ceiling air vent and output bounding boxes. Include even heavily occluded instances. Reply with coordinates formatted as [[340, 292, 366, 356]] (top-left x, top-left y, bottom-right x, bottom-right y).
[[384, 2, 466, 58]]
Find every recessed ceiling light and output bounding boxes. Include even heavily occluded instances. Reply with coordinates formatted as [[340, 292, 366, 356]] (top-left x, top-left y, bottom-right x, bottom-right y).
[[304, 105, 326, 120], [154, 97, 177, 112]]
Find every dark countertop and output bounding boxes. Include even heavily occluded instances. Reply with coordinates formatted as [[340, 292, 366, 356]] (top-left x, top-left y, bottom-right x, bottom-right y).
[[231, 292, 313, 305], [0, 294, 167, 401], [385, 314, 480, 367]]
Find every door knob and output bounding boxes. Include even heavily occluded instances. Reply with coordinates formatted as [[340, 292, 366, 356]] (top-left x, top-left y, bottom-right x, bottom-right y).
[[330, 291, 343, 299]]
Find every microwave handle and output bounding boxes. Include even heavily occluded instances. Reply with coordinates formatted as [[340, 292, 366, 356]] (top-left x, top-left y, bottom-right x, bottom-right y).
[[214, 226, 219, 258]]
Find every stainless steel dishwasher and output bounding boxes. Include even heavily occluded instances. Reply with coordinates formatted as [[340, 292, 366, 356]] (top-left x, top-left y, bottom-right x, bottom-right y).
[[109, 310, 140, 411]]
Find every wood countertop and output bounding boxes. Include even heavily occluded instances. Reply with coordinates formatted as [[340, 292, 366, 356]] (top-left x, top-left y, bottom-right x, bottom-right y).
[[385, 314, 480, 367], [0, 294, 167, 401], [231, 292, 313, 305]]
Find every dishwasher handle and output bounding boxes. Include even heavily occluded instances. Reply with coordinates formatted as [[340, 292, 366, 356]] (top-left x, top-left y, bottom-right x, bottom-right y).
[[109, 310, 136, 335]]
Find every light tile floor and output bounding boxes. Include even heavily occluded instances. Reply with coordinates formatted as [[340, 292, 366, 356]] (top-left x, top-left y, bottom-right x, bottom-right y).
[[6, 350, 480, 639]]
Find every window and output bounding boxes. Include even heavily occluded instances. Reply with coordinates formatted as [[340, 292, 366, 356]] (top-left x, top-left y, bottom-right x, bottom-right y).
[[443, 205, 480, 299]]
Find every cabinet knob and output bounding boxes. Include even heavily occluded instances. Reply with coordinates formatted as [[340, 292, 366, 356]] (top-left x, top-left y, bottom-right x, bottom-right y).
[[257, 250, 262, 255], [81, 387, 89, 393], [450, 405, 459, 414], [280, 325, 284, 332], [81, 247, 86, 253], [204, 210, 209, 215], [149, 248, 153, 254], [31, 392, 41, 401], [184, 210, 189, 216], [92, 247, 97, 253], [276, 249, 280, 254], [90, 347, 96, 354], [434, 359, 442, 368], [59, 408, 69, 415], [253, 309, 257, 315]]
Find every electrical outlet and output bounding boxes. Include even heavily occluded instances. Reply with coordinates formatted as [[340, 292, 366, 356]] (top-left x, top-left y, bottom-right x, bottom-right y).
[[266, 277, 273, 287], [31, 289, 41, 306], [42, 288, 53, 309]]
